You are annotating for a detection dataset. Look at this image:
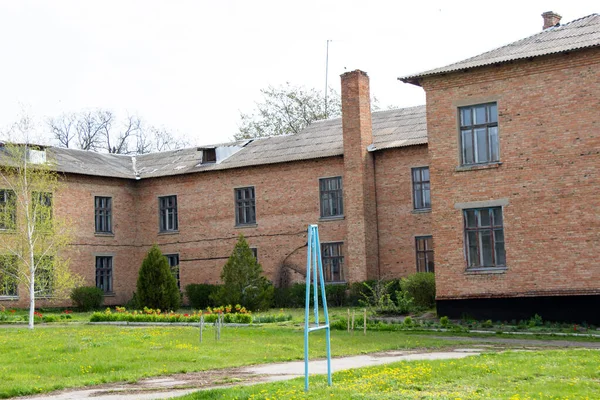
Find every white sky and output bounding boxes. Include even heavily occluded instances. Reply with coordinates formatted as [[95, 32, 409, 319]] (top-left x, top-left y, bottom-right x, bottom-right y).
[[0, 1, 596, 146]]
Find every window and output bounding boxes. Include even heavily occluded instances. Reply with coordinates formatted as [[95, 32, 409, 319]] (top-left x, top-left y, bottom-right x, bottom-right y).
[[412, 167, 431, 210], [165, 254, 180, 290], [94, 197, 112, 233], [459, 103, 499, 165], [0, 255, 18, 297], [321, 242, 344, 282], [415, 236, 434, 273], [32, 192, 52, 228], [319, 177, 344, 218], [34, 256, 54, 297], [95, 256, 113, 293], [202, 148, 216, 164], [0, 189, 16, 230], [464, 207, 506, 269], [159, 195, 178, 232], [235, 187, 256, 226], [250, 247, 258, 261]]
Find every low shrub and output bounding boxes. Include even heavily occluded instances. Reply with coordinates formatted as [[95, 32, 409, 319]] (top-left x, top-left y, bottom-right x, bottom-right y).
[[348, 280, 376, 306], [89, 305, 263, 324], [42, 315, 59, 323], [400, 272, 436, 310], [439, 316, 450, 327], [528, 314, 543, 327], [185, 284, 219, 309], [70, 286, 104, 311], [403, 316, 413, 327], [395, 291, 414, 314], [252, 314, 293, 323], [325, 284, 349, 307], [359, 280, 398, 315]]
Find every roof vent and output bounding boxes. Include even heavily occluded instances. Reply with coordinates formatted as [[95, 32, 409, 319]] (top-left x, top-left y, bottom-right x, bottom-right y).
[[542, 11, 561, 30]]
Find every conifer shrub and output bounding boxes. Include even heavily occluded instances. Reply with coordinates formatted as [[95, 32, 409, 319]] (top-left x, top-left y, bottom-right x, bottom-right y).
[[136, 245, 181, 311], [211, 234, 274, 311], [70, 286, 104, 311]]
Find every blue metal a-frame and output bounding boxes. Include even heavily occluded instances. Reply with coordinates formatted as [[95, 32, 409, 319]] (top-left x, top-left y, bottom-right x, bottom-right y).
[[304, 224, 332, 391]]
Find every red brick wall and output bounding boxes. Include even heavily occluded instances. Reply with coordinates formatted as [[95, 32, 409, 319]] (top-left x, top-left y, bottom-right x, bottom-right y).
[[133, 157, 348, 290], [6, 174, 140, 308], [422, 48, 600, 300], [375, 145, 432, 279]]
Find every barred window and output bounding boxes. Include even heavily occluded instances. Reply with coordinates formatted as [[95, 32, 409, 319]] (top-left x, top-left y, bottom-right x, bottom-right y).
[[412, 167, 431, 210], [165, 254, 180, 290], [159, 195, 178, 232], [415, 236, 434, 273], [95, 197, 112, 233], [235, 187, 256, 225], [0, 255, 18, 297], [95, 256, 113, 293], [319, 177, 344, 218], [459, 103, 499, 165], [321, 242, 344, 282], [0, 189, 16, 230], [464, 207, 506, 269]]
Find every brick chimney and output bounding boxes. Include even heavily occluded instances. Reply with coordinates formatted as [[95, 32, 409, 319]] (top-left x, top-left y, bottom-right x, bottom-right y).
[[542, 11, 562, 30], [340, 70, 379, 282]]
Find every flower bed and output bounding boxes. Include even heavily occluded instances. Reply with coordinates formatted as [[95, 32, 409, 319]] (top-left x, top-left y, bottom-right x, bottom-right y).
[[90, 305, 256, 324]]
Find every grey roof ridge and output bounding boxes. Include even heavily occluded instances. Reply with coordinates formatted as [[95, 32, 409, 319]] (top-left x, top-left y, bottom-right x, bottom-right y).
[[399, 13, 600, 83]]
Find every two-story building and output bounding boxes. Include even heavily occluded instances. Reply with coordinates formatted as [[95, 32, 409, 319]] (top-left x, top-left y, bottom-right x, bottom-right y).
[[1, 11, 598, 323]]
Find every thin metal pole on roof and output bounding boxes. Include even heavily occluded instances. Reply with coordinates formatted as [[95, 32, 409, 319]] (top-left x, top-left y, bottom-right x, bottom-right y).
[[324, 40, 331, 119]]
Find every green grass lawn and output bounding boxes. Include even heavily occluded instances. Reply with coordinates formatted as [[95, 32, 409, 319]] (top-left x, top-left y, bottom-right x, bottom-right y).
[[183, 349, 600, 399], [0, 324, 454, 398]]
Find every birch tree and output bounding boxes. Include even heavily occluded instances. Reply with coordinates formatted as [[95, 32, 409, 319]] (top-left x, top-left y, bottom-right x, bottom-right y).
[[0, 126, 79, 329]]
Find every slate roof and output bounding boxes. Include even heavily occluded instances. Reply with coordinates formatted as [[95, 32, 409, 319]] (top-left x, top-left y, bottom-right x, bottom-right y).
[[400, 13, 600, 84], [42, 105, 427, 180]]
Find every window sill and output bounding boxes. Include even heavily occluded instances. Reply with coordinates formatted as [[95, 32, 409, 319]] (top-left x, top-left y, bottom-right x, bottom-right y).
[[411, 208, 431, 214], [325, 281, 347, 285], [235, 223, 258, 229], [464, 266, 507, 275], [455, 162, 502, 172], [319, 215, 345, 222], [95, 232, 115, 237], [0, 296, 19, 301], [103, 292, 116, 297], [158, 230, 179, 236]]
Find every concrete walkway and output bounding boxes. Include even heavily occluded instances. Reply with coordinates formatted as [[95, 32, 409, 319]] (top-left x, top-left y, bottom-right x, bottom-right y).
[[19, 349, 483, 400]]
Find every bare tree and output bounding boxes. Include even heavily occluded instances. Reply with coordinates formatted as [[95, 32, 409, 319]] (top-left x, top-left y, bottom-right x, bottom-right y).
[[74, 110, 109, 151], [106, 114, 142, 154], [47, 113, 77, 148], [148, 126, 190, 153], [47, 109, 188, 154]]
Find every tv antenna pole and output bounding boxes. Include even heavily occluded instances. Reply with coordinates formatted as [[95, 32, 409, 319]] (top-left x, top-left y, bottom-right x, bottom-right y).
[[324, 40, 331, 118]]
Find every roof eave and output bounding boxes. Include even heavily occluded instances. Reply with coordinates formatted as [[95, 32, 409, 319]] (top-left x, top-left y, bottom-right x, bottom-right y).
[[397, 76, 423, 87]]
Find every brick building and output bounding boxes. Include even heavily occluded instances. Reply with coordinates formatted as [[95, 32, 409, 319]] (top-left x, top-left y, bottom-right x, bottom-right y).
[[1, 12, 598, 323]]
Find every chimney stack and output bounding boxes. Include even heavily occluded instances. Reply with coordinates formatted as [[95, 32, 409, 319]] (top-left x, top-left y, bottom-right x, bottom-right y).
[[340, 70, 379, 282], [542, 11, 562, 30]]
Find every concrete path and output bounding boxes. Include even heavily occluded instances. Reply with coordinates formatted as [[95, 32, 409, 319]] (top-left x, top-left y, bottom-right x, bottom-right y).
[[19, 349, 483, 400]]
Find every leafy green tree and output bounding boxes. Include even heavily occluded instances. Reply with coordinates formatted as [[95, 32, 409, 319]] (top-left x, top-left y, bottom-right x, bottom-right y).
[[0, 116, 81, 329], [136, 245, 181, 310], [211, 234, 274, 310], [235, 83, 342, 140]]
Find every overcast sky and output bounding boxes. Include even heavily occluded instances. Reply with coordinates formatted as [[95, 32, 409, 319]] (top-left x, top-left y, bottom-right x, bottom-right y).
[[0, 1, 596, 146]]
